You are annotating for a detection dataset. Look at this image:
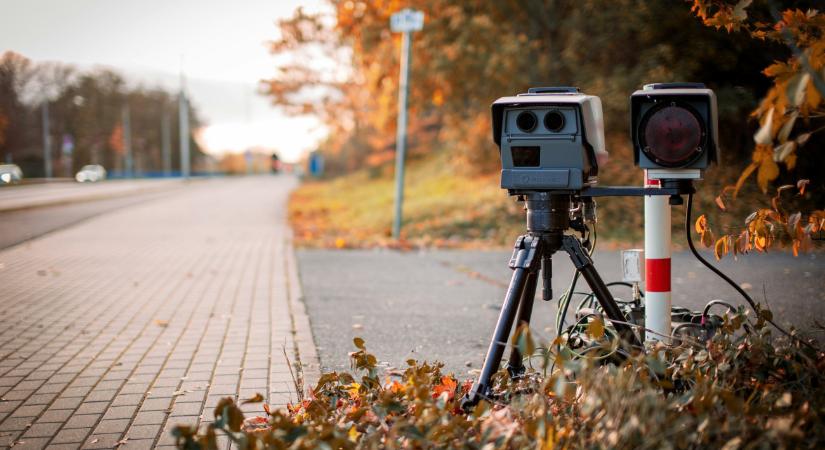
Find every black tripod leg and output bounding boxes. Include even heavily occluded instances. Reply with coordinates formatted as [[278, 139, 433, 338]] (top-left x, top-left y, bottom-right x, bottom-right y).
[[505, 271, 538, 378], [462, 236, 539, 409], [561, 236, 641, 348]]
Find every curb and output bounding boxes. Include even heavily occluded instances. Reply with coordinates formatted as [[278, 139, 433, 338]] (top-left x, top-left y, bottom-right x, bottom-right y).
[[285, 228, 322, 391]]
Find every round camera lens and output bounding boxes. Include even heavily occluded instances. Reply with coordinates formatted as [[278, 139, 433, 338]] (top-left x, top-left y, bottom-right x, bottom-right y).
[[642, 106, 703, 166], [515, 111, 537, 133], [544, 110, 565, 132]]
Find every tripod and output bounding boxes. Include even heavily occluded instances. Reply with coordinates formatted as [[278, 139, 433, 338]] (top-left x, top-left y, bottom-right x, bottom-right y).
[[462, 192, 641, 408]]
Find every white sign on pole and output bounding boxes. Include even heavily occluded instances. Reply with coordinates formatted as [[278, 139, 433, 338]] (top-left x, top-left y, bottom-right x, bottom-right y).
[[390, 9, 424, 32]]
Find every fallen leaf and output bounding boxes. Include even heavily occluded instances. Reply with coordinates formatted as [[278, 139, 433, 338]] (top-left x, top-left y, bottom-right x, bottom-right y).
[[587, 316, 605, 339], [241, 393, 264, 404]]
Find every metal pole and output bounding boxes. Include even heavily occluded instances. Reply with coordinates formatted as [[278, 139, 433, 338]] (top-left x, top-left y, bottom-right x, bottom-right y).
[[644, 171, 672, 343], [161, 110, 172, 176], [392, 30, 412, 239], [41, 102, 52, 178], [178, 91, 190, 179], [122, 105, 133, 178]]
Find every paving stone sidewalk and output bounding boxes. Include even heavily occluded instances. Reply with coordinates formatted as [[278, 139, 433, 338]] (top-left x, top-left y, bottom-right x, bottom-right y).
[[0, 176, 319, 449]]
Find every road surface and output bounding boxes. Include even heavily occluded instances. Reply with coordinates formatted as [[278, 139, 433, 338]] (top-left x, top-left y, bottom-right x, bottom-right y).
[[298, 248, 824, 376]]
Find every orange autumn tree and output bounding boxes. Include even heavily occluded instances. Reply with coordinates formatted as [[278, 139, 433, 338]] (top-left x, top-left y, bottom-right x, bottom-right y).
[[691, 0, 825, 258]]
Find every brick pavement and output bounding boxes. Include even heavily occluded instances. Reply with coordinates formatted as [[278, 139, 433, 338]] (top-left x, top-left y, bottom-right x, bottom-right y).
[[0, 176, 319, 449]]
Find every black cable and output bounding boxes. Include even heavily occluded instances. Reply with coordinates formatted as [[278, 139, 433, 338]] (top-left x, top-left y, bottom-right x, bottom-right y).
[[685, 192, 818, 351], [702, 300, 737, 318], [557, 271, 580, 337]]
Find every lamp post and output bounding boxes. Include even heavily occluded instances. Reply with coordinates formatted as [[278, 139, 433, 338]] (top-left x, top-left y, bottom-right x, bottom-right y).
[[390, 8, 424, 240], [41, 101, 52, 178]]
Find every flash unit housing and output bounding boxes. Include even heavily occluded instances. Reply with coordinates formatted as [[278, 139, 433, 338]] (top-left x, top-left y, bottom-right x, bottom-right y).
[[631, 83, 719, 178], [492, 87, 607, 193]]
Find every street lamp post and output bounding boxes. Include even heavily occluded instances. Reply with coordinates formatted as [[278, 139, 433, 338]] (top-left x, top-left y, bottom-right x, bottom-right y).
[[161, 109, 172, 177], [390, 8, 424, 240], [41, 101, 52, 178], [179, 86, 190, 179], [122, 105, 133, 178]]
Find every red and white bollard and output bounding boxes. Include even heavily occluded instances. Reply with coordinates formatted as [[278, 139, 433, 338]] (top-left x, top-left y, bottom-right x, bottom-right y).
[[644, 172, 671, 343]]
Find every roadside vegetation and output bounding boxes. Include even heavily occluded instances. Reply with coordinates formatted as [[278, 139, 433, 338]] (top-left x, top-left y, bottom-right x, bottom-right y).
[[174, 310, 825, 449]]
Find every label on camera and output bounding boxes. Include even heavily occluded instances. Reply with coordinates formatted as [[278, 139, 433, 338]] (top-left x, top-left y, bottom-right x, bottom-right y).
[[502, 169, 572, 189]]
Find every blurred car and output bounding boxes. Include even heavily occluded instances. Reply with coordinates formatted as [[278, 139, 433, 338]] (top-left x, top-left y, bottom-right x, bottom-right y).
[[0, 164, 23, 184], [75, 164, 107, 182]]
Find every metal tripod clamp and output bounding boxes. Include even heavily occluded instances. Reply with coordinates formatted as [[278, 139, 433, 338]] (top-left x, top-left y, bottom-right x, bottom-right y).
[[508, 235, 541, 272]]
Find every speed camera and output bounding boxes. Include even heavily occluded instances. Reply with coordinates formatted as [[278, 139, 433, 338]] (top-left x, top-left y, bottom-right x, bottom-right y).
[[492, 87, 608, 192]]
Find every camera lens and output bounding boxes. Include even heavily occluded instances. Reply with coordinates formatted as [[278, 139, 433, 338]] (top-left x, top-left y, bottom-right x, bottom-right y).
[[544, 110, 565, 132], [515, 111, 538, 132], [642, 105, 703, 166]]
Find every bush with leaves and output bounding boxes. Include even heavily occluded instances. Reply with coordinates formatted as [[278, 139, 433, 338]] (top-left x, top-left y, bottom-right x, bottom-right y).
[[690, 1, 825, 257], [173, 309, 824, 449]]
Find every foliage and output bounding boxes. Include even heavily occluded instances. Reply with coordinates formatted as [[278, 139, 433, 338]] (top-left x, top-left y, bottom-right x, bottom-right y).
[[0, 51, 207, 177], [173, 310, 825, 449], [697, 179, 825, 259], [689, 1, 825, 258], [264, 0, 779, 176], [692, 0, 824, 193]]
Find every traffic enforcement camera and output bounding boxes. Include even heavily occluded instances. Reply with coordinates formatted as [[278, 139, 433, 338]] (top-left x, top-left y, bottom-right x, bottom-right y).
[[631, 83, 719, 179], [492, 87, 608, 192]]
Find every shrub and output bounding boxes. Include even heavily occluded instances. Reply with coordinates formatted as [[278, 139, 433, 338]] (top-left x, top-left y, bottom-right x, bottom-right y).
[[173, 307, 824, 449]]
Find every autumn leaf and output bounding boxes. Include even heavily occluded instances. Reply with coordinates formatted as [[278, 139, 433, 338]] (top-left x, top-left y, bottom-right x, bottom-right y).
[[715, 195, 727, 211], [241, 393, 264, 404], [214, 398, 244, 432], [797, 179, 809, 195], [714, 236, 730, 260], [587, 316, 605, 339], [695, 214, 708, 234], [353, 337, 365, 350], [432, 376, 457, 400], [513, 323, 535, 358], [753, 107, 774, 145], [757, 158, 779, 193]]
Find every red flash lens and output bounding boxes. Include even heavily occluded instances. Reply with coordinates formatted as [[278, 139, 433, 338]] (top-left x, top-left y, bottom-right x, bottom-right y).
[[642, 105, 702, 166]]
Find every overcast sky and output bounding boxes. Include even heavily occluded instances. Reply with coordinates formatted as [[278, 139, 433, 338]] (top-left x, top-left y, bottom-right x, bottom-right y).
[[0, 0, 328, 162]]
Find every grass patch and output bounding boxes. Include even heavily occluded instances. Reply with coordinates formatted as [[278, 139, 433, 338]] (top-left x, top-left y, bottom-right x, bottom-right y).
[[289, 151, 524, 249], [289, 149, 654, 249]]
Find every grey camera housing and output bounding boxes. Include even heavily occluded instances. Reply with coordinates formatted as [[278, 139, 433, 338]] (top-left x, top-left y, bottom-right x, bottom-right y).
[[631, 83, 719, 177], [492, 87, 607, 192]]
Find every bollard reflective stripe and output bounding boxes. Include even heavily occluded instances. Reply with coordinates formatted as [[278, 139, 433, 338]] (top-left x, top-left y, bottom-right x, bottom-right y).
[[644, 171, 672, 343]]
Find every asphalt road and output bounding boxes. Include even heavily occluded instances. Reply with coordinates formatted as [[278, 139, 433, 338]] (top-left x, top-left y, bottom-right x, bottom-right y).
[[0, 190, 183, 249], [297, 248, 825, 377], [0, 178, 182, 212]]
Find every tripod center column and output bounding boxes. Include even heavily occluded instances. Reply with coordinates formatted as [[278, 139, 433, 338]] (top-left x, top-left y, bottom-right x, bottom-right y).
[[524, 192, 570, 236]]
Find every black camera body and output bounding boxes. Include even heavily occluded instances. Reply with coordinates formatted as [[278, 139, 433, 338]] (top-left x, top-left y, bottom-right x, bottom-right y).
[[492, 87, 608, 193], [630, 83, 719, 179]]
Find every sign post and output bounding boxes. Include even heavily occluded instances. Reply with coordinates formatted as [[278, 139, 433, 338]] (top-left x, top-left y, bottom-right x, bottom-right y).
[[390, 8, 424, 240], [644, 172, 672, 343]]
